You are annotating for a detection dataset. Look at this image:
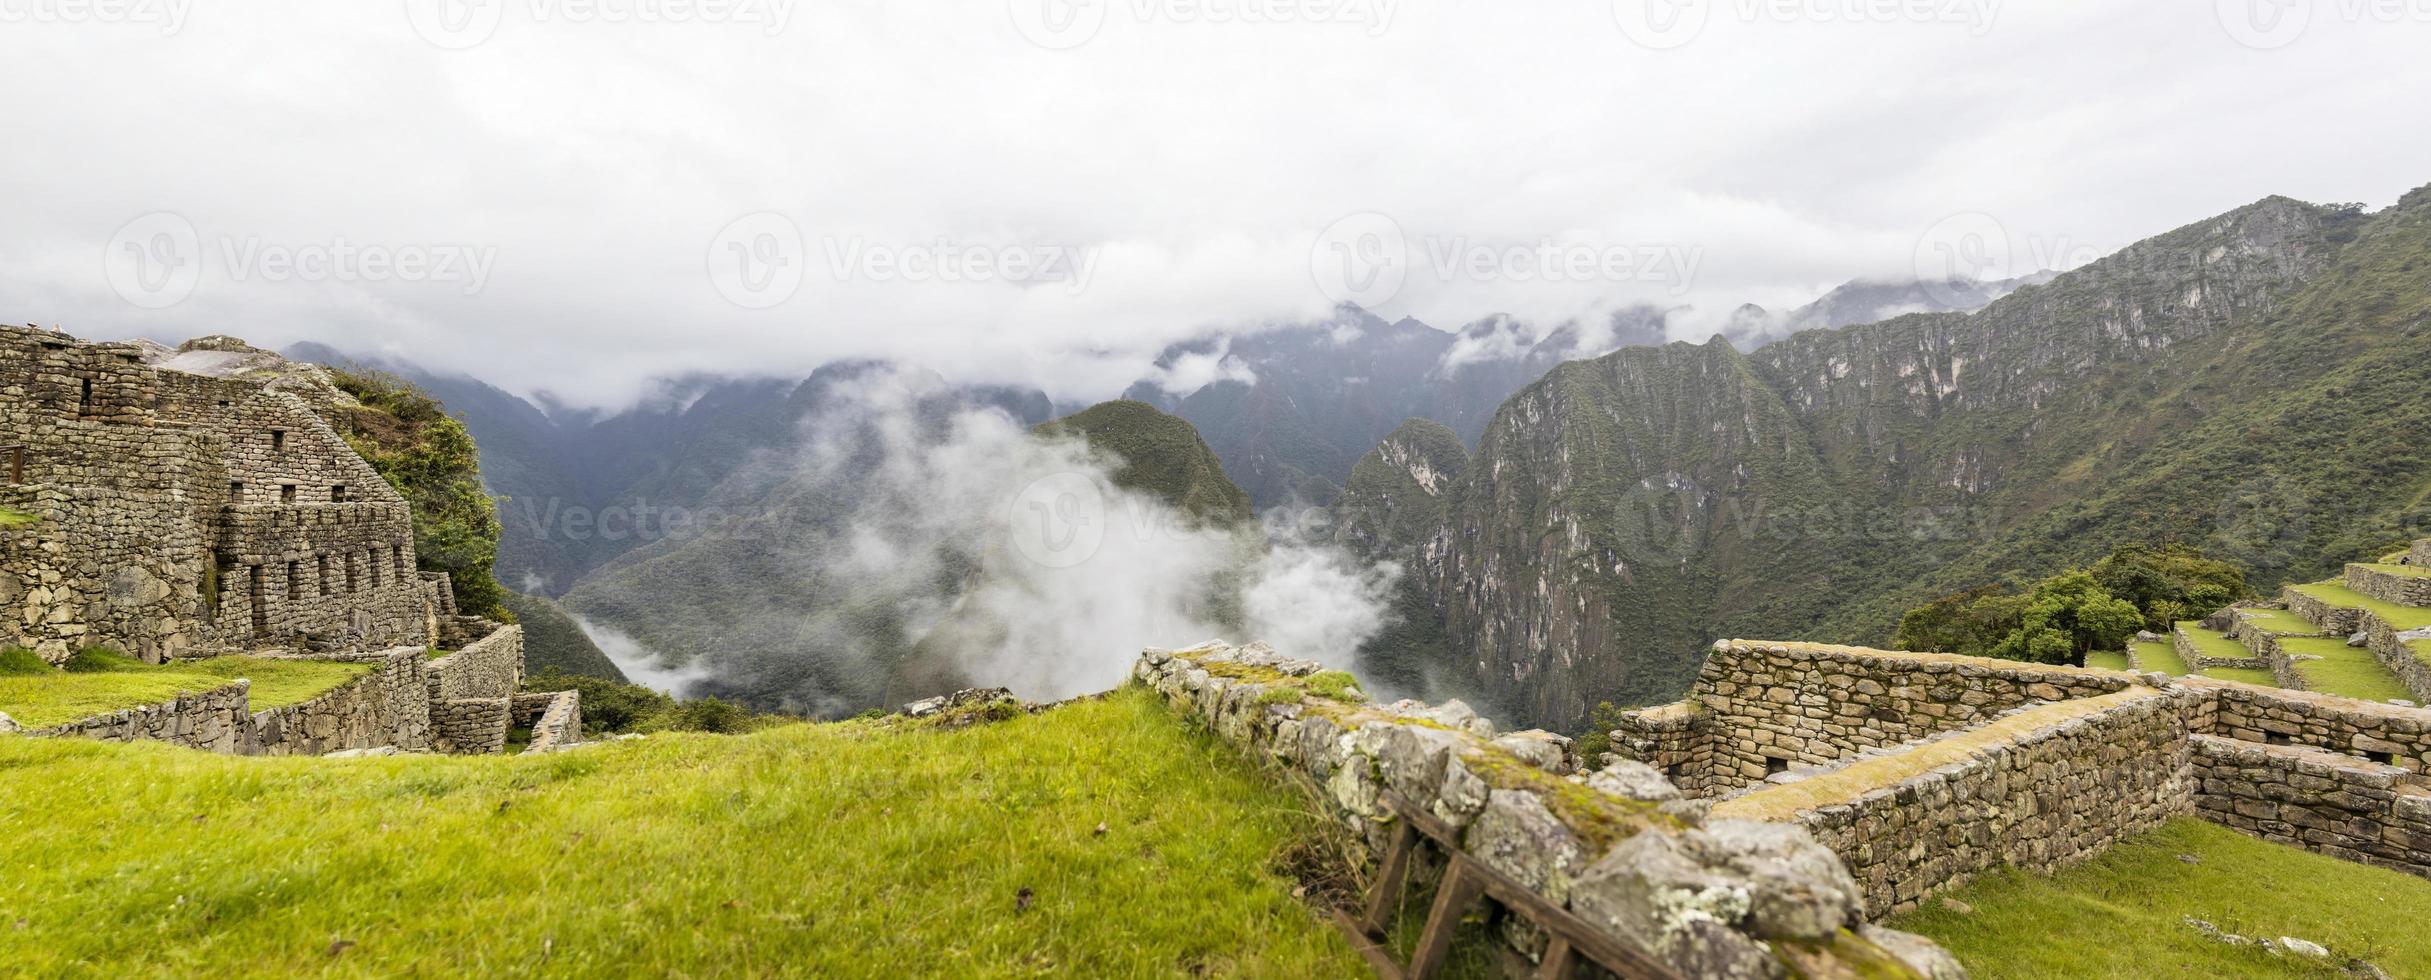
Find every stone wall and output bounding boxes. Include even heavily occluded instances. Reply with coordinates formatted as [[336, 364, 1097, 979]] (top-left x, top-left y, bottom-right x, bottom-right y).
[[430, 624, 522, 701], [513, 690, 583, 752], [2348, 563, 2431, 607], [2364, 619, 2431, 703], [2412, 540, 2431, 567], [2284, 586, 2364, 635], [1134, 641, 1959, 980], [246, 650, 434, 756], [1714, 689, 2194, 918], [2191, 735, 2431, 878], [430, 697, 510, 754], [1621, 641, 2132, 796], [26, 680, 254, 751], [0, 327, 435, 660], [2187, 626, 2270, 671], [2198, 680, 2431, 770]]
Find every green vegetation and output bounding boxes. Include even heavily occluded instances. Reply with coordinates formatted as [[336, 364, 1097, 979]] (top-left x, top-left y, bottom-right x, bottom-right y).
[[325, 367, 510, 620], [0, 655, 375, 729], [2360, 561, 2431, 579], [1892, 819, 2431, 978], [0, 687, 1366, 977], [0, 647, 51, 675], [2132, 640, 2190, 676], [2232, 607, 2318, 635], [498, 591, 627, 682], [2291, 581, 2431, 631], [526, 668, 781, 736], [1897, 571, 2143, 666], [2278, 637, 2412, 702], [2202, 666, 2280, 686], [2175, 623, 2255, 665], [2091, 544, 2248, 631], [0, 505, 33, 528], [1034, 400, 1254, 526], [2083, 649, 2131, 671], [1304, 670, 1365, 703]]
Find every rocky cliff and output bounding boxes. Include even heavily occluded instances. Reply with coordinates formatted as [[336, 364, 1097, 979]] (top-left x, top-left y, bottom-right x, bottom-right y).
[[1358, 190, 2430, 730]]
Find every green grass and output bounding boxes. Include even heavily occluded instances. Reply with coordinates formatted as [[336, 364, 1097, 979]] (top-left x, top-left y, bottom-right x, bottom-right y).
[[2291, 582, 2431, 632], [2232, 608, 2319, 635], [2084, 649, 2132, 671], [2279, 637, 2413, 703], [2196, 666, 2280, 686], [2133, 640, 2191, 676], [2175, 623, 2258, 665], [1892, 819, 2431, 978], [0, 656, 378, 730], [0, 687, 1366, 977], [2358, 562, 2431, 579]]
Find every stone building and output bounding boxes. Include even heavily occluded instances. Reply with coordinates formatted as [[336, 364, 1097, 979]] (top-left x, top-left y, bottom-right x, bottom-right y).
[[0, 326, 439, 663]]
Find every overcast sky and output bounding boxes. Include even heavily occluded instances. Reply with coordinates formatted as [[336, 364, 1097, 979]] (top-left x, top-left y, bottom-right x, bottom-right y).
[[3, 0, 2425, 408]]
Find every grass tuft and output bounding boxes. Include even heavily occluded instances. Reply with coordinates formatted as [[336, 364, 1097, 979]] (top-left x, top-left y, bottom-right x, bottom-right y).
[[0, 647, 49, 676]]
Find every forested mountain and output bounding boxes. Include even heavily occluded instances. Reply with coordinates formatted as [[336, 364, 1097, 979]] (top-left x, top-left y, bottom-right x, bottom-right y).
[[1345, 188, 2431, 730]]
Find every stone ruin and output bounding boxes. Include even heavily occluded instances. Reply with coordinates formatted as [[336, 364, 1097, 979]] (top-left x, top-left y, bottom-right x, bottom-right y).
[[1617, 640, 2431, 919], [0, 325, 578, 757], [0, 325, 442, 662]]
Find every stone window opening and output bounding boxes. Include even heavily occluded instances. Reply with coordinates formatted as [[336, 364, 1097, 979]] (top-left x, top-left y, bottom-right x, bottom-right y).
[[77, 377, 93, 416], [271, 429, 287, 453], [2365, 750, 2396, 766], [1764, 756, 1791, 777], [279, 484, 297, 504], [248, 565, 269, 636], [392, 544, 407, 581], [2266, 732, 2292, 746], [345, 554, 359, 593], [368, 548, 383, 589], [285, 560, 301, 602], [330, 484, 347, 503], [229, 481, 244, 502], [317, 555, 332, 597]]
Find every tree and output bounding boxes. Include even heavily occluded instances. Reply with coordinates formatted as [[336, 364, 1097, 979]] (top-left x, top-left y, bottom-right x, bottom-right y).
[[1894, 584, 2026, 657], [1987, 573, 2144, 666], [2090, 543, 2247, 631]]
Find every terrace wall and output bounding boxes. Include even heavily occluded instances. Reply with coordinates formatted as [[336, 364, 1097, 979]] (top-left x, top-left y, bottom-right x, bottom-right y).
[[2348, 564, 2431, 607], [429, 625, 522, 701], [430, 697, 510, 754], [1618, 641, 2132, 796], [2191, 735, 2431, 878], [246, 650, 433, 756], [1134, 642, 1962, 980]]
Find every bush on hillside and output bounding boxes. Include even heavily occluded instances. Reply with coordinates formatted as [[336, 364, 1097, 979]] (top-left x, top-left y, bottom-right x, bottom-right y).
[[2089, 544, 2247, 630], [528, 668, 782, 736], [1896, 547, 2217, 666], [60, 647, 142, 673], [325, 367, 511, 621]]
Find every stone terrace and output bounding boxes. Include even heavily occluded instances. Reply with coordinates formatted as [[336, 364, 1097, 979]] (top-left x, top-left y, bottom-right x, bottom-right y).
[[1614, 639, 2431, 917]]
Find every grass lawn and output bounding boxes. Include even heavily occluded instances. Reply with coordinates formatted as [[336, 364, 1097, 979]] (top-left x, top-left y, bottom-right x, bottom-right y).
[[0, 656, 376, 730], [0, 686, 1368, 978], [2084, 649, 2132, 671], [2133, 640, 2191, 676], [2232, 608, 2319, 636], [2279, 637, 2413, 703], [2358, 562, 2431, 579], [1891, 819, 2431, 979], [2196, 666, 2281, 686], [2291, 582, 2431, 632], [2175, 623, 2257, 665]]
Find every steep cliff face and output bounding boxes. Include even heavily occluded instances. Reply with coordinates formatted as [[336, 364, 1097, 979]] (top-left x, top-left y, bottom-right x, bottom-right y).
[[1386, 191, 2419, 731]]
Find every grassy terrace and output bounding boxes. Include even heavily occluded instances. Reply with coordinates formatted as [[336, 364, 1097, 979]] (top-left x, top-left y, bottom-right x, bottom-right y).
[[2358, 561, 2431, 579], [0, 654, 376, 730], [1893, 819, 2431, 979], [2084, 649, 2131, 671], [0, 687, 1366, 977], [2292, 582, 2431, 632], [2279, 637, 2413, 703], [2131, 640, 2190, 675], [2232, 607, 2319, 636], [2175, 623, 2255, 665]]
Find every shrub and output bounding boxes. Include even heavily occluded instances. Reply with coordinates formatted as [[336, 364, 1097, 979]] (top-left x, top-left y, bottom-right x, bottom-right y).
[[0, 647, 52, 675], [1305, 671, 1365, 703], [60, 647, 141, 673]]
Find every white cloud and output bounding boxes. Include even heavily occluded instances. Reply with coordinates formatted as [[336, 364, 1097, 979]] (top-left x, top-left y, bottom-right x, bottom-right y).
[[1, 1, 2424, 408]]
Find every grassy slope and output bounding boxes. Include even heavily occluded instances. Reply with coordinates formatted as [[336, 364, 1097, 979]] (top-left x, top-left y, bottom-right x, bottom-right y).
[[2292, 582, 2431, 632], [0, 657, 375, 729], [498, 590, 629, 683], [2279, 636, 2413, 702], [1892, 819, 2431, 979], [0, 688, 1364, 978]]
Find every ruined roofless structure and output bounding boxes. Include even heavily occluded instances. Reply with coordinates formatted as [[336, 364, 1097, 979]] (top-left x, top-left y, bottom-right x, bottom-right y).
[[0, 325, 447, 664]]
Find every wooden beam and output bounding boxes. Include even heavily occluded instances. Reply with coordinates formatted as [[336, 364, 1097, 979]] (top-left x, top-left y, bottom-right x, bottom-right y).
[[1406, 859, 1486, 979], [1360, 821, 1419, 938]]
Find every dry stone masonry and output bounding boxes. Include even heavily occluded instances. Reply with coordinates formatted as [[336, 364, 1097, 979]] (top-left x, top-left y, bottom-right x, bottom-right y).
[[1613, 640, 2431, 917], [1135, 641, 1964, 980], [1, 327, 582, 758], [0, 327, 428, 661]]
